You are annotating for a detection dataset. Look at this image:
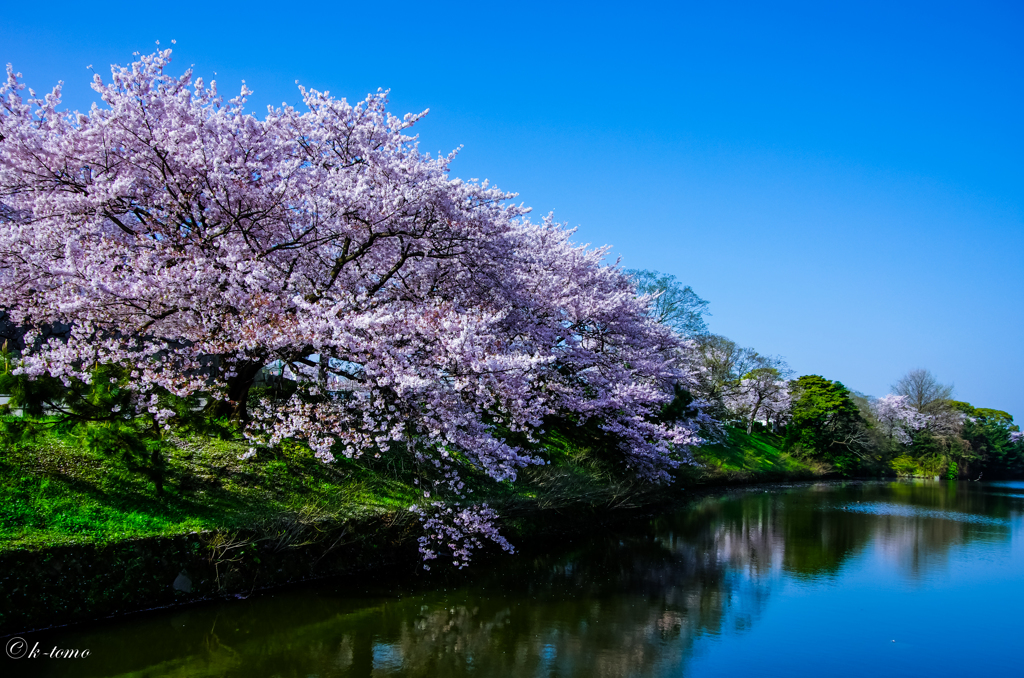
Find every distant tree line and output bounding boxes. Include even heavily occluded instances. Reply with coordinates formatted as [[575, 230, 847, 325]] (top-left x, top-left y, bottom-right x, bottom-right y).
[[632, 271, 1023, 479]]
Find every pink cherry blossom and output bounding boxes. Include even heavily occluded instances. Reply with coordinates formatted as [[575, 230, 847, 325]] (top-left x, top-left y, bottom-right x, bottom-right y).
[[871, 394, 926, 445]]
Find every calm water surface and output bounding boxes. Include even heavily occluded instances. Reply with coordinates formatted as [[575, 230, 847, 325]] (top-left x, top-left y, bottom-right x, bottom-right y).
[[7, 480, 1024, 677]]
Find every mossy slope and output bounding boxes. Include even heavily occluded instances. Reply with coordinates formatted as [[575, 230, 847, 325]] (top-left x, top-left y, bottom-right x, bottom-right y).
[[685, 426, 826, 482]]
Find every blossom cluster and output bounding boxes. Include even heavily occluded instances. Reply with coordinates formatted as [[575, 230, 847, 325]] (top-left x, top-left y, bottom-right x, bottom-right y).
[[722, 377, 791, 428], [411, 502, 513, 569], [870, 394, 927, 444]]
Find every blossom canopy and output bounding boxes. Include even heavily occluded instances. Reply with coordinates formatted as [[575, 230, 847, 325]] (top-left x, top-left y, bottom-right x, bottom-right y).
[[0, 50, 701, 486]]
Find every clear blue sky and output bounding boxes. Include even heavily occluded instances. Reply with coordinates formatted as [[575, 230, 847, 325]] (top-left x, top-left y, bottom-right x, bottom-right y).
[[2, 1, 1021, 419]]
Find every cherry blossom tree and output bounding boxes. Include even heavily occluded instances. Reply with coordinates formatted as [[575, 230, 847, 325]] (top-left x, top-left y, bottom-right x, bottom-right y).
[[722, 367, 791, 434], [0, 50, 703, 565], [690, 334, 758, 414], [870, 394, 926, 445]]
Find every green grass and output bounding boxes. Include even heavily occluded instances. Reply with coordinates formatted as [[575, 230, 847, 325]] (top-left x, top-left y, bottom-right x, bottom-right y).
[[689, 426, 824, 480], [0, 428, 425, 551]]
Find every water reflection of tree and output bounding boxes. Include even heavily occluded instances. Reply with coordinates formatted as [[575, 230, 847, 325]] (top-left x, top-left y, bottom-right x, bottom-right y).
[[861, 482, 1015, 578], [331, 532, 770, 678], [51, 531, 769, 678], [656, 488, 870, 581]]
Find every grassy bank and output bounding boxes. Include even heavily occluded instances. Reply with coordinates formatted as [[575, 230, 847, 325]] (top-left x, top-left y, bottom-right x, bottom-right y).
[[0, 431, 420, 551], [0, 423, 829, 633], [0, 425, 824, 553]]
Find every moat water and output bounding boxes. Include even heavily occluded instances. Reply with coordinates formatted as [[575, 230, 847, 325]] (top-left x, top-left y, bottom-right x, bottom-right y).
[[7, 480, 1024, 677]]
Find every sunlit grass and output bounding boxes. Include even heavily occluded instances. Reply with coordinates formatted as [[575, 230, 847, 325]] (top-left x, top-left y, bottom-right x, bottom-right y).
[[693, 426, 821, 477], [0, 429, 422, 551]]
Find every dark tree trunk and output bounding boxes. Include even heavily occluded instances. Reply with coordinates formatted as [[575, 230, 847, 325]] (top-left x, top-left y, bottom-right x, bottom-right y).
[[208, 359, 265, 422]]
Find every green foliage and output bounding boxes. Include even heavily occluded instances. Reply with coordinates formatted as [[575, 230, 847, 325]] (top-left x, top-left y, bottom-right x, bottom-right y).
[[917, 399, 1019, 478], [740, 366, 782, 382], [888, 451, 949, 478], [962, 415, 1024, 477], [948, 400, 977, 417], [785, 375, 867, 473], [949, 401, 1014, 426], [907, 427, 972, 470], [890, 455, 918, 476], [973, 408, 1014, 425]]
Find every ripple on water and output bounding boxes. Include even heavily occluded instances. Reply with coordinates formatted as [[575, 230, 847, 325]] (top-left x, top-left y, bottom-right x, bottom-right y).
[[834, 502, 1010, 526], [988, 481, 1024, 490]]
